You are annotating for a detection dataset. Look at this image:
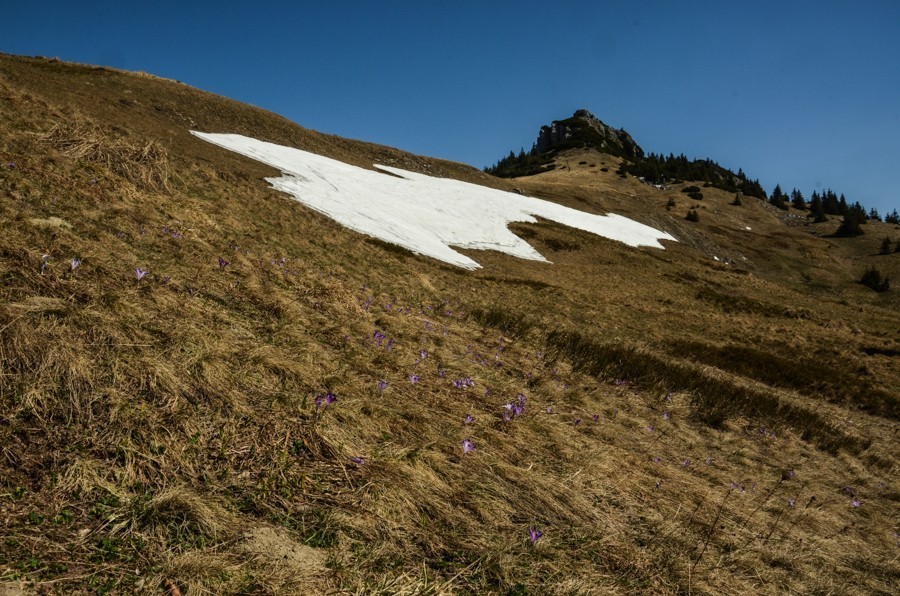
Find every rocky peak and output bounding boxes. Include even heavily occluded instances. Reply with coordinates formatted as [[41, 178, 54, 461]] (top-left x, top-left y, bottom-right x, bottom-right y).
[[535, 109, 643, 159]]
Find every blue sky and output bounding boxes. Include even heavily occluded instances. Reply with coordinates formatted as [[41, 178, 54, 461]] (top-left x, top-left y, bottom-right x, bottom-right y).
[[3, 1, 899, 214]]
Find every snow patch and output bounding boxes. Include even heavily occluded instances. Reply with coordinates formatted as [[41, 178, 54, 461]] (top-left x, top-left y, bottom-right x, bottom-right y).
[[192, 132, 677, 270]]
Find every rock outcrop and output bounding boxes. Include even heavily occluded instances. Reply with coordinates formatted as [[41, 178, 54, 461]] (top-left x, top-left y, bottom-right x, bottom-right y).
[[535, 109, 644, 159]]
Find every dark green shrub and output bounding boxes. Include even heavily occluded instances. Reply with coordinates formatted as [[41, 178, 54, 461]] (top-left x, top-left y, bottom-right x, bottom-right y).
[[686, 209, 700, 222], [860, 266, 890, 292], [687, 192, 703, 201]]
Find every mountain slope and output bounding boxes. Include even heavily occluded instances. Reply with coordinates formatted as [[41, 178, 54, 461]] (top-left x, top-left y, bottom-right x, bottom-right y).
[[1, 54, 898, 595]]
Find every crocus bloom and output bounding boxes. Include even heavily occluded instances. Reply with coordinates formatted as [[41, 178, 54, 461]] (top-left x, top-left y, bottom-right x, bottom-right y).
[[573, 418, 581, 426], [135, 268, 148, 281], [464, 414, 475, 424], [851, 499, 862, 507], [408, 374, 419, 384], [218, 256, 229, 269], [788, 498, 796, 508], [349, 457, 364, 465], [662, 411, 670, 420], [462, 438, 475, 454], [546, 406, 553, 414], [70, 258, 81, 271], [528, 527, 543, 544], [376, 380, 388, 394], [592, 414, 599, 423]]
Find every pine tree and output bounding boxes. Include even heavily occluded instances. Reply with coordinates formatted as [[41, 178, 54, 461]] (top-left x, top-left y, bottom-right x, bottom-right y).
[[868, 208, 881, 221], [770, 184, 788, 210], [886, 209, 900, 225], [881, 236, 894, 255], [860, 266, 890, 292], [732, 192, 743, 206], [809, 194, 828, 223], [791, 188, 806, 210]]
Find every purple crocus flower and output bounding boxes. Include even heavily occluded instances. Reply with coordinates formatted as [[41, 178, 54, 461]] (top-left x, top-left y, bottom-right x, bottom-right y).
[[349, 456, 365, 465], [315, 392, 337, 409], [373, 330, 385, 346], [528, 527, 543, 544], [517, 393, 526, 406], [788, 498, 796, 508], [385, 338, 394, 351], [464, 414, 475, 425], [646, 425, 654, 432], [573, 418, 581, 426], [408, 374, 419, 384], [682, 459, 692, 466], [218, 256, 229, 269], [438, 368, 445, 378], [462, 438, 475, 454], [592, 414, 599, 423], [851, 499, 862, 508], [546, 406, 552, 414], [376, 380, 388, 394], [513, 405, 524, 418], [70, 258, 81, 271], [419, 350, 427, 360], [502, 410, 512, 423], [135, 268, 148, 281], [662, 411, 670, 420]]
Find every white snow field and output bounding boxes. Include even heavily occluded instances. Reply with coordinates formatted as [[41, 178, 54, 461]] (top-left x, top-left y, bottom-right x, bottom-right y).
[[192, 132, 676, 270]]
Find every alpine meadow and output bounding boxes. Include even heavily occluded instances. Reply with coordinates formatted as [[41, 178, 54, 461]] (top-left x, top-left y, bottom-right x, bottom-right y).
[[1, 54, 898, 595]]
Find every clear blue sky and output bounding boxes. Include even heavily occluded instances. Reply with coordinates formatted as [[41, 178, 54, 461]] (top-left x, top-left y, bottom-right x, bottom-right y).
[[3, 1, 899, 214]]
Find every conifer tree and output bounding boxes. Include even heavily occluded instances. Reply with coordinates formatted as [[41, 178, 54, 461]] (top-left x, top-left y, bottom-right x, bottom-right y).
[[770, 184, 788, 210], [791, 188, 806, 210], [809, 194, 828, 222]]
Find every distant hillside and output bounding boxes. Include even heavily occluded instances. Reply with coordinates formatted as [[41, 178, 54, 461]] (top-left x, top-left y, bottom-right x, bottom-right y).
[[486, 109, 767, 199]]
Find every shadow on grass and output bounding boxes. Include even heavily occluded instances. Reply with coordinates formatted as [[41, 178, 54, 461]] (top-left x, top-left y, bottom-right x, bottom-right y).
[[542, 330, 870, 455]]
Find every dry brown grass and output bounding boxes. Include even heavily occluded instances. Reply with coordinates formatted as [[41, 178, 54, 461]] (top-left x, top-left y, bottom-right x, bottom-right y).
[[0, 53, 898, 594], [36, 120, 172, 193]]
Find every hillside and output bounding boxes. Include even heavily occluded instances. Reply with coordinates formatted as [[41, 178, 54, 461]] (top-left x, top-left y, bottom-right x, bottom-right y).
[[1, 54, 898, 595]]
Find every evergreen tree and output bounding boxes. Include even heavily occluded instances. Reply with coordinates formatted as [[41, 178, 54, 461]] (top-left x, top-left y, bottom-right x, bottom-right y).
[[838, 194, 849, 217], [732, 192, 743, 206], [885, 209, 900, 225], [834, 203, 867, 237], [868, 208, 881, 221], [881, 236, 894, 255], [769, 184, 788, 210], [686, 208, 700, 222], [860, 266, 890, 292], [809, 193, 828, 222], [822, 190, 840, 215], [791, 188, 806, 210]]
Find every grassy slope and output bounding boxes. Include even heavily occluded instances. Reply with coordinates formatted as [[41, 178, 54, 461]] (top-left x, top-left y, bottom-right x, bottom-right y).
[[1, 55, 898, 594]]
